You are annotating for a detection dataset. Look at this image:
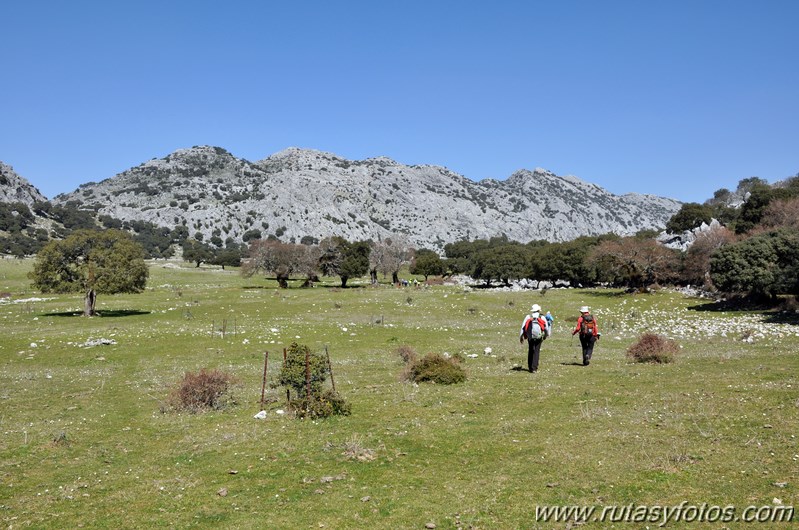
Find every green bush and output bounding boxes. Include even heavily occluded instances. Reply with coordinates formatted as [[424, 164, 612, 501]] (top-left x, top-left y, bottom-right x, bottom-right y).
[[278, 342, 328, 398], [290, 389, 352, 419], [278, 343, 351, 418], [407, 353, 467, 384], [166, 368, 237, 412], [627, 333, 679, 364]]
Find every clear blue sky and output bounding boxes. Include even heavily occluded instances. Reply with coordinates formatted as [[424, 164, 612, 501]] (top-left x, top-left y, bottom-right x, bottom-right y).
[[3, 1, 797, 203]]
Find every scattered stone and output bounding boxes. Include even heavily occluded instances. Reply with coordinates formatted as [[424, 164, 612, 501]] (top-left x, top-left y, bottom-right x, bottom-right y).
[[80, 338, 117, 348], [320, 476, 334, 483], [228, 470, 238, 475], [361, 496, 371, 502], [773, 482, 788, 488], [314, 489, 325, 495], [253, 410, 267, 420], [425, 523, 436, 529], [217, 488, 228, 497], [546, 482, 559, 488]]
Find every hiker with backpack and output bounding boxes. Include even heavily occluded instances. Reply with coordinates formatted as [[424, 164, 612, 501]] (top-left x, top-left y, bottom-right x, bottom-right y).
[[519, 303, 549, 373], [544, 311, 554, 335], [572, 306, 599, 366]]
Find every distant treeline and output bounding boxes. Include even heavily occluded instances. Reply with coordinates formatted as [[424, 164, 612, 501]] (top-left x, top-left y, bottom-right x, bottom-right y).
[[3, 174, 799, 299]]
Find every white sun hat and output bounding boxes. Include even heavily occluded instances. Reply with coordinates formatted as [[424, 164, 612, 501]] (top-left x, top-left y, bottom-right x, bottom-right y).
[[531, 303, 541, 312], [579, 306, 590, 313]]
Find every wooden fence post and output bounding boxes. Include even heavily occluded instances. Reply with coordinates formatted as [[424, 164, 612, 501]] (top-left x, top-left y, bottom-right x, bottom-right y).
[[260, 351, 269, 410], [305, 347, 311, 397], [284, 348, 290, 404], [325, 345, 336, 393]]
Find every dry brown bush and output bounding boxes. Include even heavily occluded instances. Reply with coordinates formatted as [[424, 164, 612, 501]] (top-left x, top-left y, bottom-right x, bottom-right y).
[[167, 368, 237, 412], [627, 333, 679, 364], [395, 345, 418, 364]]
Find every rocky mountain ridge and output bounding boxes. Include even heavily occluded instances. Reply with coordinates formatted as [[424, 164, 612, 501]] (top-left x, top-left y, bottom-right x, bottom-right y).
[[6, 147, 682, 250], [0, 162, 47, 205]]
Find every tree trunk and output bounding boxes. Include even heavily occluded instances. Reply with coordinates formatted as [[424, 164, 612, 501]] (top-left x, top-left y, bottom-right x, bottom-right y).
[[370, 269, 378, 285], [340, 276, 349, 288], [277, 274, 289, 289], [392, 271, 399, 284], [84, 288, 97, 317]]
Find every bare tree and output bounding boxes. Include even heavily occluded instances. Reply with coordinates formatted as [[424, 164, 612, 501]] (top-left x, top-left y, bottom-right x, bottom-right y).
[[681, 225, 736, 287], [296, 244, 321, 287], [243, 239, 304, 288], [759, 197, 799, 230], [374, 236, 414, 284], [592, 237, 680, 289]]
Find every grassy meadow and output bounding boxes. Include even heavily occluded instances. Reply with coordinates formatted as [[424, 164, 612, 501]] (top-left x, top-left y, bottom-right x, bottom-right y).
[[1, 259, 798, 528]]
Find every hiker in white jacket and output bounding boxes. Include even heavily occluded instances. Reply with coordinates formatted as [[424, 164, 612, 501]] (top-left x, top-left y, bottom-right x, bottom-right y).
[[519, 303, 548, 372]]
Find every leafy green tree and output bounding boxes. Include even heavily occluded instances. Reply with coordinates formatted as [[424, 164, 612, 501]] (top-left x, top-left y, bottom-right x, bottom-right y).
[[317, 237, 370, 287], [410, 249, 446, 281], [338, 240, 370, 288], [211, 248, 241, 269], [532, 236, 602, 285], [472, 244, 526, 285], [736, 184, 776, 234], [30, 229, 148, 316], [443, 239, 491, 275], [710, 228, 799, 298], [182, 239, 214, 267], [665, 203, 713, 233]]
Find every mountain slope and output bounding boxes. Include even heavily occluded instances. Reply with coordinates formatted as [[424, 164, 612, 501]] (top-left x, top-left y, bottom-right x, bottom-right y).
[[0, 162, 47, 205], [51, 146, 681, 250]]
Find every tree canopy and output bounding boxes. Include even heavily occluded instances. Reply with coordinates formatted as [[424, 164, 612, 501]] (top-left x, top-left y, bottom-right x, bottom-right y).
[[30, 229, 148, 315]]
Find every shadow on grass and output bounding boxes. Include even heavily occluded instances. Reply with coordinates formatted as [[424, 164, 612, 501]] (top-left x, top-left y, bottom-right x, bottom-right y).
[[559, 362, 585, 367], [686, 300, 799, 325], [762, 312, 799, 325], [44, 309, 152, 318], [510, 366, 530, 373], [581, 289, 629, 298]]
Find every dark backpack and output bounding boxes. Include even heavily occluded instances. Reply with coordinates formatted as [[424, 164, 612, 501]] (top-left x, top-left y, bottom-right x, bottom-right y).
[[579, 314, 596, 336], [526, 318, 543, 340]]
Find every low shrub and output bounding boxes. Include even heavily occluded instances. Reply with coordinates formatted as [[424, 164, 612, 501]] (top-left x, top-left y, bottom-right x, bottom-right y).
[[167, 368, 237, 412], [291, 389, 351, 419], [407, 353, 467, 384], [395, 344, 418, 364], [627, 333, 679, 364]]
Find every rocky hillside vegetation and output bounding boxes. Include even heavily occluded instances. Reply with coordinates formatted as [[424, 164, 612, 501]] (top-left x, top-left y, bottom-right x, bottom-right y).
[[49, 146, 681, 250]]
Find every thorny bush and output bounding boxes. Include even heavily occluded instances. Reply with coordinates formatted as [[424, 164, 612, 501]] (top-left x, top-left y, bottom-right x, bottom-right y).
[[627, 333, 679, 364], [167, 368, 237, 412]]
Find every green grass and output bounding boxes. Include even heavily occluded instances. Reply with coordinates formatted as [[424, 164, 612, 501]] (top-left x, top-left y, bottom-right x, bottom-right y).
[[1, 259, 798, 528]]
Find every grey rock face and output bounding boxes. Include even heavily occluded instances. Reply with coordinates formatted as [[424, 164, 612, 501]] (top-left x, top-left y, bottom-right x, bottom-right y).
[[657, 219, 723, 251], [0, 162, 47, 205], [51, 146, 681, 250]]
